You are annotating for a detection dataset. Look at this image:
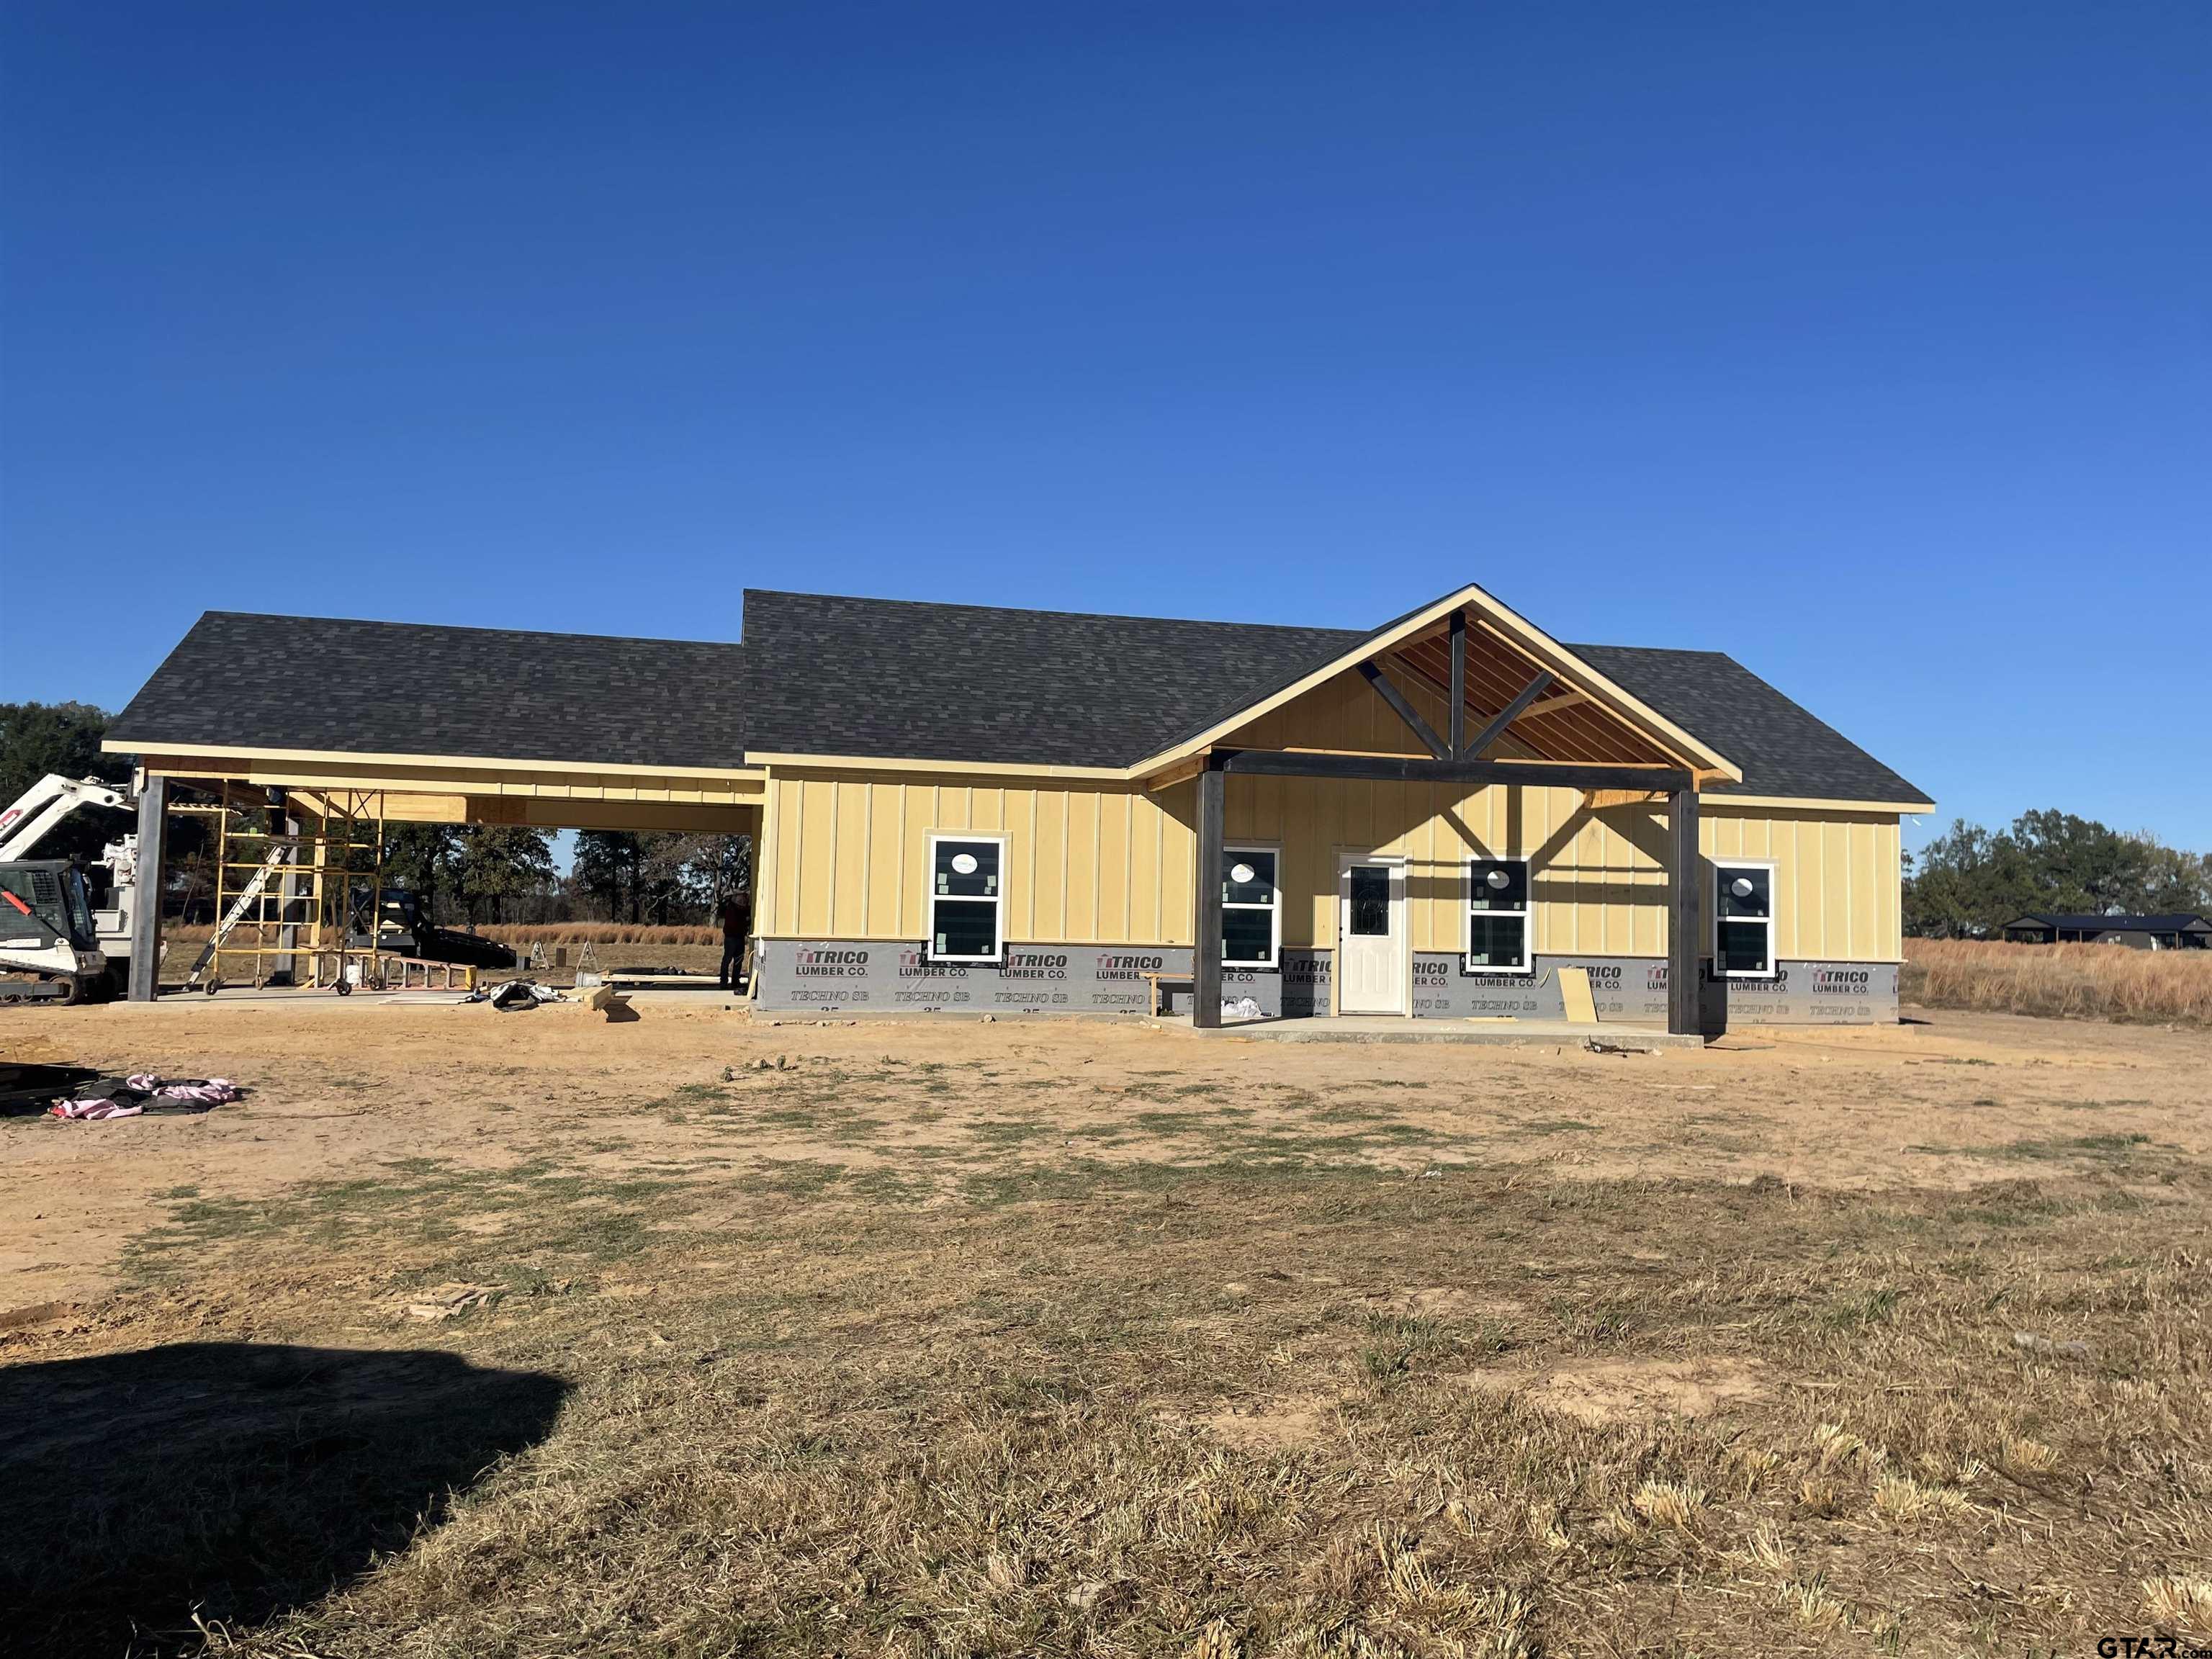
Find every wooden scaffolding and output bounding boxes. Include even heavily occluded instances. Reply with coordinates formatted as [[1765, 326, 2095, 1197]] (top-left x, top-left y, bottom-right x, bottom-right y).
[[188, 789, 386, 994]]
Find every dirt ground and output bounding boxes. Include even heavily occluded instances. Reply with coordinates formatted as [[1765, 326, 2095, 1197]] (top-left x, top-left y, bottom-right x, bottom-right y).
[[2, 999, 2208, 1656], [4, 999, 2204, 1310]]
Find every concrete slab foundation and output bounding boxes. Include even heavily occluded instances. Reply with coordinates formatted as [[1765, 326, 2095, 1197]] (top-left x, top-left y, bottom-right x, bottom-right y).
[[1153, 1014, 1709, 1049]]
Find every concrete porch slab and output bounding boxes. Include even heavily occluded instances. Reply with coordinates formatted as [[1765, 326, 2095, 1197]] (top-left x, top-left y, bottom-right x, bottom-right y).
[[1152, 1014, 1709, 1050]]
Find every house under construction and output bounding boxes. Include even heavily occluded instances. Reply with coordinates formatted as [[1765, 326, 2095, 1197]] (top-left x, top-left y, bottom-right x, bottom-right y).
[[108, 581, 1931, 1030]]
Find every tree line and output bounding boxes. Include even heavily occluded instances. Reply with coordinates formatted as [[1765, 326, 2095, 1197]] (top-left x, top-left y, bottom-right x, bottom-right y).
[[1903, 809, 2212, 939], [381, 824, 749, 926], [0, 701, 136, 860], [2, 701, 747, 928]]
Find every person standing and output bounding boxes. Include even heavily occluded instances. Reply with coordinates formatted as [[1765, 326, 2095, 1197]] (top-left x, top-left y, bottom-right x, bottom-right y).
[[716, 890, 751, 989]]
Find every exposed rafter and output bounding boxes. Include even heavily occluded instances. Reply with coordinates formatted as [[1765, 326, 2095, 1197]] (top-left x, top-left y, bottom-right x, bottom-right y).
[[1389, 623, 1683, 772], [1520, 688, 1588, 719], [1131, 579, 1742, 783]]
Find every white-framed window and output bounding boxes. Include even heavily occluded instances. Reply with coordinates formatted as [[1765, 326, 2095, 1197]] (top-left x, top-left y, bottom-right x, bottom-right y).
[[927, 833, 1006, 962], [1714, 860, 1776, 978], [1465, 857, 1532, 974], [1221, 845, 1280, 968]]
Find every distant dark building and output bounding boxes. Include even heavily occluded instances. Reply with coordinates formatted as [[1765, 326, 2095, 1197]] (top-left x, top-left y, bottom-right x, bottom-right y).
[[2003, 913, 2212, 950]]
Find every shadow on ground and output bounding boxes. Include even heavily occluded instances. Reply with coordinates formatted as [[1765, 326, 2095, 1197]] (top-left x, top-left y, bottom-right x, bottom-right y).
[[0, 1341, 567, 1658], [0, 1063, 102, 1115]]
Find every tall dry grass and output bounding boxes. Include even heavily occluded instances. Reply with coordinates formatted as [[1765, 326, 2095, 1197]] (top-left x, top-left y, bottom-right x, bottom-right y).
[[1903, 938, 2212, 1026], [162, 921, 724, 948], [482, 922, 720, 947]]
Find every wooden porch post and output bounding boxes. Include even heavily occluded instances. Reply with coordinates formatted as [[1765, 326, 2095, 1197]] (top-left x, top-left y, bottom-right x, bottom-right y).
[[1195, 758, 1224, 1029], [1667, 785, 1701, 1037], [127, 774, 167, 1002]]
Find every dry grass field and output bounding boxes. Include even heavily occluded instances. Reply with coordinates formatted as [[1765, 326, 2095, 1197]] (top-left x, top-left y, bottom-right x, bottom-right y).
[[3, 1000, 2209, 1658], [1905, 938, 2212, 1027], [484, 922, 721, 946], [156, 922, 730, 984], [162, 922, 723, 948], [478, 922, 727, 981]]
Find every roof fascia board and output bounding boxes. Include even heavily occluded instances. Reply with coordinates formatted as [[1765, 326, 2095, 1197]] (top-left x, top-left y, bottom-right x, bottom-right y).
[[111, 744, 1926, 813], [1129, 583, 1742, 781], [107, 739, 762, 782], [747, 752, 1133, 781], [1703, 793, 1937, 814]]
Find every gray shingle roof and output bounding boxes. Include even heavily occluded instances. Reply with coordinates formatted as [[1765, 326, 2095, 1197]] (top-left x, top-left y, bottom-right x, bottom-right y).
[[743, 590, 1929, 804], [109, 611, 750, 770], [1569, 644, 1930, 806], [739, 589, 1358, 769], [109, 594, 1930, 807]]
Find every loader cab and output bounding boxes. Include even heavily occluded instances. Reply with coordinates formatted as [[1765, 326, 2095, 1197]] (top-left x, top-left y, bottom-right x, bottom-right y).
[[0, 860, 101, 953]]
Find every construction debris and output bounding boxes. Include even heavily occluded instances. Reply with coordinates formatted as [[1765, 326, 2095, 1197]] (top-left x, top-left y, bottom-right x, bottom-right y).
[[583, 984, 639, 1022], [400, 1282, 502, 1321], [487, 979, 565, 1011], [48, 1100, 142, 1121], [45, 1074, 242, 1119], [1557, 966, 1599, 1025], [127, 1074, 241, 1104]]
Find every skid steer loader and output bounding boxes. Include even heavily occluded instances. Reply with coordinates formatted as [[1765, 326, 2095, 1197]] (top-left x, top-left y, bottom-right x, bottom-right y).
[[0, 773, 138, 994], [0, 859, 109, 1003]]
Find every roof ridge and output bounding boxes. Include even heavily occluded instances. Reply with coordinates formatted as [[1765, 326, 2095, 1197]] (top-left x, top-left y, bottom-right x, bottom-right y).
[[194, 608, 743, 652], [746, 593, 1761, 672], [742, 588, 1370, 639]]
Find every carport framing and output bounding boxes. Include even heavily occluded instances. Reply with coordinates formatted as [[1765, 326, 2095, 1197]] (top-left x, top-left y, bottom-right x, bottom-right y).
[[117, 746, 765, 1001]]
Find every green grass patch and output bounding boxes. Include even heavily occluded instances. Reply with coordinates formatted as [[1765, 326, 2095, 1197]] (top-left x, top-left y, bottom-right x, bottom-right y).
[[1822, 1285, 1902, 1329]]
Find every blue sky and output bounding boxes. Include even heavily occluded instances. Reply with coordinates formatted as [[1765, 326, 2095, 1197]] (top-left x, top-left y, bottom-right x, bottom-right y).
[[5, 2, 2207, 850]]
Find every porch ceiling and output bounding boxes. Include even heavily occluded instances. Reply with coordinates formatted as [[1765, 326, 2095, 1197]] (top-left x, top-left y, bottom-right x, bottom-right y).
[[1387, 616, 1689, 770]]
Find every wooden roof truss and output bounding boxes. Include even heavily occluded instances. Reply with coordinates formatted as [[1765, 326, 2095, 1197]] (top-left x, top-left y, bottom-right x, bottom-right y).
[[1375, 608, 1696, 774]]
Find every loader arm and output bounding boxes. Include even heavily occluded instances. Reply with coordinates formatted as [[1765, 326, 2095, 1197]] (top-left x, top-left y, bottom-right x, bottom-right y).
[[0, 775, 132, 861]]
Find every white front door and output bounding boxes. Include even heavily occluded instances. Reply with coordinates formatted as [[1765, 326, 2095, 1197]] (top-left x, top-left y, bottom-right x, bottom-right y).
[[1336, 856, 1407, 1015]]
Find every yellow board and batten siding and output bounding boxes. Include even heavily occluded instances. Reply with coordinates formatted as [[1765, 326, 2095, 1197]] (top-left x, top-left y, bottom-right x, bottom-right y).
[[761, 771, 1198, 949], [759, 765, 1903, 964]]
